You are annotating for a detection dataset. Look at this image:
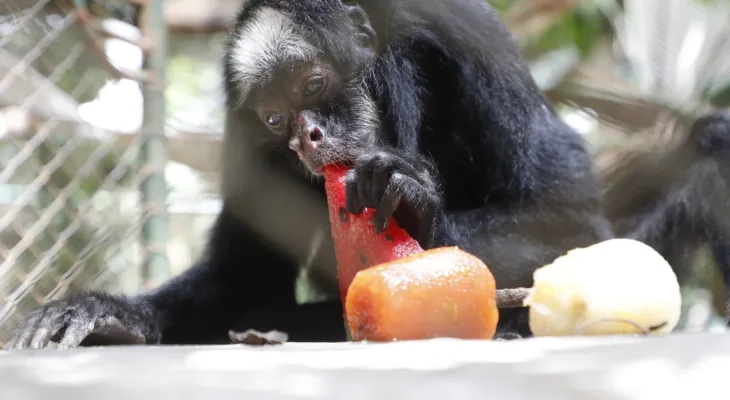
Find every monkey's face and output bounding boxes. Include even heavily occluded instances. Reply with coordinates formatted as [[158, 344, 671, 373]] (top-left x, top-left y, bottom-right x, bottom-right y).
[[247, 60, 379, 174], [227, 3, 381, 175]]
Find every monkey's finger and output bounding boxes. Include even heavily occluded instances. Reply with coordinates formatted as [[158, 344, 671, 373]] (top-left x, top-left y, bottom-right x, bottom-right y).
[[57, 319, 95, 350], [368, 168, 391, 208], [397, 175, 438, 243], [494, 332, 523, 341], [394, 162, 437, 192], [345, 169, 365, 214], [372, 174, 405, 233], [404, 181, 438, 242], [386, 156, 422, 179], [29, 315, 67, 349], [355, 161, 374, 209], [9, 310, 45, 350], [369, 151, 426, 185], [82, 316, 146, 346], [415, 202, 438, 247]]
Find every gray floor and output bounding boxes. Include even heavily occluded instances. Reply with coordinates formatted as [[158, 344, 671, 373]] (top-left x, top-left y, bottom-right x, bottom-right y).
[[2, 333, 729, 399]]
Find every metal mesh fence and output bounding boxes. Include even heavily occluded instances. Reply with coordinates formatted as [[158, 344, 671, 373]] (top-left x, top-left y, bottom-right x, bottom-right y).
[[0, 1, 169, 346]]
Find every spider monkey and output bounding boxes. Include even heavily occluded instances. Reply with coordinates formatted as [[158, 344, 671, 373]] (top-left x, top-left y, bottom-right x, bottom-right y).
[[9, 0, 730, 349]]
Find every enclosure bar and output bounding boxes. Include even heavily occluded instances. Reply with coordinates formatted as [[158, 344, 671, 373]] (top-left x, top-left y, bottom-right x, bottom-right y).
[[139, 0, 170, 288]]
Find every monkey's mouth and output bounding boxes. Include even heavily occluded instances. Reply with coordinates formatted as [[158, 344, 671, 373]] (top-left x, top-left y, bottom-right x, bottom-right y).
[[296, 153, 326, 175], [290, 141, 357, 175], [297, 153, 354, 176]]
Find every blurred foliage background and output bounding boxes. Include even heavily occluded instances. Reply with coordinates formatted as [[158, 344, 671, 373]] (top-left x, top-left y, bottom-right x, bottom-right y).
[[0, 0, 729, 346]]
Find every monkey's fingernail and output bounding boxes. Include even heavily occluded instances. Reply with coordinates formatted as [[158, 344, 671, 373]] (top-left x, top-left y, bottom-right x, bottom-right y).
[[372, 219, 385, 233], [338, 207, 349, 222], [379, 221, 389, 232]]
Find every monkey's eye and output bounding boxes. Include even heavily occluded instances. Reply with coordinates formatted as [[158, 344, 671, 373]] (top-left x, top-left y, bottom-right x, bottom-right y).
[[265, 113, 283, 127], [303, 76, 325, 97]]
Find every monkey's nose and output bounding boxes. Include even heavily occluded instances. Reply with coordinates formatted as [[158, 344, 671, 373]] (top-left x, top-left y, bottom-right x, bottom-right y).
[[307, 126, 323, 147], [290, 126, 323, 155]]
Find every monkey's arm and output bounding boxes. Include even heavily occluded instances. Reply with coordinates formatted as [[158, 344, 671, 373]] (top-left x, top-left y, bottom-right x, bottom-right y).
[[141, 209, 303, 344], [8, 209, 304, 348]]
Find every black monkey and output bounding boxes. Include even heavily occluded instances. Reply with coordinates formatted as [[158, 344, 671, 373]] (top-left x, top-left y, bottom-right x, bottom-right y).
[[603, 110, 730, 307], [7, 0, 728, 349]]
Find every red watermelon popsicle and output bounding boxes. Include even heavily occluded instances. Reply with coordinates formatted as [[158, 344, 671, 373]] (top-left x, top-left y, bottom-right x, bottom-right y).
[[321, 164, 424, 307]]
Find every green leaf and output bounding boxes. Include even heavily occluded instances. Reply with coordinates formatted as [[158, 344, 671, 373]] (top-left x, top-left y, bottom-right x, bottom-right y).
[[708, 81, 730, 107], [486, 0, 517, 13], [566, 2, 604, 58], [534, 19, 574, 53]]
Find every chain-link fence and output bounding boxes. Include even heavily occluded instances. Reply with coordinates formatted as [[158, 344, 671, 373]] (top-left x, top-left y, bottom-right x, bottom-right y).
[[0, 0, 180, 346]]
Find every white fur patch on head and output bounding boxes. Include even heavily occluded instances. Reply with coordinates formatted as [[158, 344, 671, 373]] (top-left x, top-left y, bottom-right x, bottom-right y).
[[231, 7, 319, 101], [351, 83, 380, 138]]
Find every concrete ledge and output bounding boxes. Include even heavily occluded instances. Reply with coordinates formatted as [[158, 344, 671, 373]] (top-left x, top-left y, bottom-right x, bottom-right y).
[[2, 333, 729, 399]]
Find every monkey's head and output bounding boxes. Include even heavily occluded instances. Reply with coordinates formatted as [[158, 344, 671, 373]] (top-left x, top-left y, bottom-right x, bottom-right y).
[[689, 110, 730, 156], [223, 0, 382, 175]]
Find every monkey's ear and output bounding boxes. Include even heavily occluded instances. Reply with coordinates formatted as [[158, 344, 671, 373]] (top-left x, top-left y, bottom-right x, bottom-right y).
[[345, 4, 379, 53]]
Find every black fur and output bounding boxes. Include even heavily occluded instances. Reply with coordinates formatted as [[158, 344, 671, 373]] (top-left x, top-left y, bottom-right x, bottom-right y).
[[606, 111, 730, 302], [7, 0, 730, 349]]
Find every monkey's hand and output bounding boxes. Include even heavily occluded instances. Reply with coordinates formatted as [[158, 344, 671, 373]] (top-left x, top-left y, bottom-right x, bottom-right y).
[[345, 149, 441, 247], [7, 292, 160, 350]]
